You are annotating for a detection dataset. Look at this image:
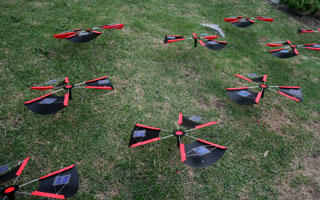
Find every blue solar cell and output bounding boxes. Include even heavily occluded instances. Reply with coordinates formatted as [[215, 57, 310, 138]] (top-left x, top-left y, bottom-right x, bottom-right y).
[[193, 146, 210, 156], [207, 41, 218, 45], [237, 90, 251, 97], [98, 79, 110, 85], [39, 98, 57, 104], [189, 115, 202, 122], [79, 32, 89, 36], [44, 79, 60, 85], [289, 89, 301, 95], [0, 164, 9, 173], [247, 73, 257, 78], [53, 174, 71, 186], [133, 130, 146, 138]]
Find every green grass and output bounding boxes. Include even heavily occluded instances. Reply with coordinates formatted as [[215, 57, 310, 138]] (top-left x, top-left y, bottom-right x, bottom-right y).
[[1, 0, 320, 199]]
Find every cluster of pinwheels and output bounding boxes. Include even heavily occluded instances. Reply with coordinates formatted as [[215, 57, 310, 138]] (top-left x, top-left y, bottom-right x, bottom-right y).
[[2, 11, 317, 199]]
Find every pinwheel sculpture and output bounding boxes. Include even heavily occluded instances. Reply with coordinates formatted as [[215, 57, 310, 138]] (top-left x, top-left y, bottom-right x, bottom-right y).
[[226, 73, 303, 105], [298, 28, 320, 33], [164, 33, 227, 50], [266, 40, 320, 59], [24, 76, 114, 115], [224, 16, 273, 28], [53, 23, 124, 43], [129, 113, 227, 168], [0, 157, 79, 200]]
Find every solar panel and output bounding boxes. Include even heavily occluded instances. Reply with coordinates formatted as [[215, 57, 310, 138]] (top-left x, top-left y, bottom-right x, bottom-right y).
[[79, 32, 89, 36], [207, 41, 218, 45], [281, 49, 289, 53], [0, 164, 9, 173], [247, 73, 257, 78], [237, 90, 251, 97], [133, 130, 146, 138], [192, 146, 211, 156], [44, 79, 60, 85], [98, 79, 110, 85], [189, 115, 202, 122], [39, 98, 57, 104], [289, 89, 301, 95], [52, 174, 71, 186]]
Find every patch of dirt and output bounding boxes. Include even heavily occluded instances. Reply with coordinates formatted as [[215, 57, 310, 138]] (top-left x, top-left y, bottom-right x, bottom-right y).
[[260, 106, 296, 138], [276, 153, 320, 200], [267, 1, 320, 27], [273, 108, 320, 199]]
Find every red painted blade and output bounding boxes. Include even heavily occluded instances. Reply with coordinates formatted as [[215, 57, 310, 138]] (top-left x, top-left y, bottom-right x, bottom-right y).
[[85, 86, 113, 90], [255, 16, 273, 22], [102, 23, 124, 29], [30, 86, 54, 90], [85, 76, 108, 83], [235, 74, 253, 82], [262, 75, 268, 82], [195, 121, 219, 129], [266, 43, 282, 47], [203, 36, 219, 40], [198, 39, 205, 47], [31, 191, 65, 199], [197, 139, 227, 149], [305, 47, 320, 51], [178, 113, 183, 125], [16, 157, 30, 176], [65, 33, 79, 39], [277, 91, 300, 102], [63, 93, 69, 107], [166, 38, 186, 43], [254, 91, 262, 104], [130, 137, 161, 148], [180, 143, 186, 162], [135, 124, 161, 130], [53, 32, 76, 39], [298, 28, 313, 33], [279, 86, 300, 89], [64, 77, 69, 84], [269, 48, 285, 52], [293, 48, 299, 55], [224, 17, 239, 22], [24, 93, 53, 104], [303, 43, 318, 46], [226, 87, 249, 90], [39, 164, 75, 180]]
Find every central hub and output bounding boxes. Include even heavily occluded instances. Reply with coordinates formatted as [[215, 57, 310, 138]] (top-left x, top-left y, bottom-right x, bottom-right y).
[[1, 185, 19, 196], [259, 84, 268, 89], [64, 85, 73, 89], [173, 130, 186, 137]]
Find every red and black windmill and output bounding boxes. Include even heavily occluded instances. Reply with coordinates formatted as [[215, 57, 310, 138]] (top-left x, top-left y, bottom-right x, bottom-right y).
[[129, 113, 227, 168], [24, 76, 114, 115], [266, 40, 320, 59], [224, 16, 273, 28], [53, 23, 123, 43], [298, 28, 320, 33], [226, 73, 303, 105], [0, 157, 79, 200], [164, 33, 227, 50]]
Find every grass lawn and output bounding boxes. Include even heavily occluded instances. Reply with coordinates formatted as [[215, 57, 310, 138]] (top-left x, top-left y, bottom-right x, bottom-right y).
[[1, 0, 319, 199]]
